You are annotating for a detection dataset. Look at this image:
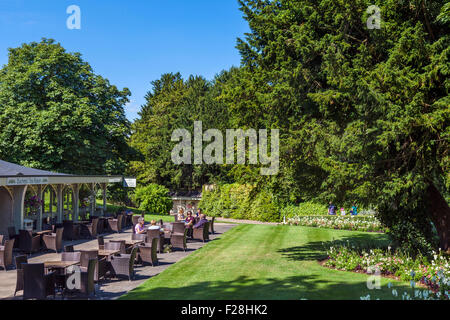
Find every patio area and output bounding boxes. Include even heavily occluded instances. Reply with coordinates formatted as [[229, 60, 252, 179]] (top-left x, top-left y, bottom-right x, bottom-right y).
[[0, 222, 236, 300]]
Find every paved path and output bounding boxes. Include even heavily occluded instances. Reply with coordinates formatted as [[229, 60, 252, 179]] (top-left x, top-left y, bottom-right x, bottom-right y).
[[215, 217, 279, 225], [0, 223, 236, 300]]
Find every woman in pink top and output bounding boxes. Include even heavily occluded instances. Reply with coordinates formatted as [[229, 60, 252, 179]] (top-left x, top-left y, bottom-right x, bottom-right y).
[[135, 217, 146, 234]]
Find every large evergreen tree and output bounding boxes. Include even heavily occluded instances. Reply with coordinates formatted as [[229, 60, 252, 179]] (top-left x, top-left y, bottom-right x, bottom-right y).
[[228, 0, 449, 253]]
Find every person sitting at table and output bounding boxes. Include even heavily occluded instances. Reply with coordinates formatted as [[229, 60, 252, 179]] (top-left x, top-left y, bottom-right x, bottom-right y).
[[135, 217, 146, 234], [185, 211, 195, 238], [177, 208, 185, 221], [148, 220, 161, 230], [193, 214, 208, 229]]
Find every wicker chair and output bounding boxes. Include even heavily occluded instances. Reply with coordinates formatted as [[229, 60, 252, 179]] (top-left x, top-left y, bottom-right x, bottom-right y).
[[108, 240, 127, 254], [132, 233, 146, 242], [209, 217, 215, 234], [97, 236, 105, 250], [146, 229, 163, 253], [0, 239, 15, 271], [19, 230, 41, 254], [80, 250, 107, 282], [107, 215, 123, 233], [138, 238, 159, 266], [109, 246, 138, 281], [193, 222, 210, 242], [171, 229, 188, 252], [132, 215, 140, 226], [81, 218, 99, 239], [8, 227, 19, 249], [62, 220, 78, 241], [64, 245, 75, 252], [104, 241, 122, 252], [14, 255, 28, 296], [23, 263, 55, 300], [79, 258, 97, 297], [61, 252, 81, 263], [96, 218, 105, 235], [172, 222, 185, 234], [43, 227, 64, 253]]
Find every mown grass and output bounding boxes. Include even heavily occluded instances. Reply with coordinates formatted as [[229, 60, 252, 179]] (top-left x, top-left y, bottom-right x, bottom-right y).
[[120, 224, 411, 300]]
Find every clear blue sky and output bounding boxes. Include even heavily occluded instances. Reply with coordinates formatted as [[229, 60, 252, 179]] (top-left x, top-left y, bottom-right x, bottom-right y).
[[0, 0, 249, 121]]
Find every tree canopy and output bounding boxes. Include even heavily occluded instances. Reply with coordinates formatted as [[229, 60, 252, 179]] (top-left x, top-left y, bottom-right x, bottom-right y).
[[0, 38, 134, 175]]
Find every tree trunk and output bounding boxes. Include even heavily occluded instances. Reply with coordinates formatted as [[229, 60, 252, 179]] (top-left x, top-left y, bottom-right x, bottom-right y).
[[427, 183, 450, 252]]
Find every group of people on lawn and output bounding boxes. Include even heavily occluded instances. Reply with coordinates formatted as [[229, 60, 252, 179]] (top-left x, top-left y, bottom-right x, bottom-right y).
[[328, 202, 358, 216], [134, 207, 208, 238]]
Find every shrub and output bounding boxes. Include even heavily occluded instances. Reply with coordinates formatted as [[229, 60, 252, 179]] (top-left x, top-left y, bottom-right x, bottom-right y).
[[134, 184, 172, 215], [281, 202, 328, 218], [199, 184, 281, 222]]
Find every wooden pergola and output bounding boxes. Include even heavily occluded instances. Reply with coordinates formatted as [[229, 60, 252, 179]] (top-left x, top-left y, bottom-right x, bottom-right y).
[[0, 160, 134, 234]]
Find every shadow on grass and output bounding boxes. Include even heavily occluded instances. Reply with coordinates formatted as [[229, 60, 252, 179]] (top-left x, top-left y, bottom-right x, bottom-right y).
[[120, 274, 408, 300], [278, 233, 391, 261]]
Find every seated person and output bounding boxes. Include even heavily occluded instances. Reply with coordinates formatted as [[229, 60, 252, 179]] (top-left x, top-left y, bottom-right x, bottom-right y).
[[177, 208, 185, 221], [193, 214, 208, 229], [185, 211, 195, 237], [135, 217, 146, 234], [148, 220, 161, 230]]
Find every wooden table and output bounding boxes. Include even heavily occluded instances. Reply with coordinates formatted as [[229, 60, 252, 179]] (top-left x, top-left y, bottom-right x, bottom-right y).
[[35, 230, 52, 236], [44, 260, 79, 270], [98, 249, 120, 258], [126, 240, 144, 246]]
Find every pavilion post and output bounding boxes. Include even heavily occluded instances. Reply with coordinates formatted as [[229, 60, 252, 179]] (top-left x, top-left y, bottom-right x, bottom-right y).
[[101, 183, 107, 216], [37, 185, 43, 231], [72, 184, 80, 222], [90, 183, 96, 217], [11, 185, 27, 232], [56, 185, 63, 223]]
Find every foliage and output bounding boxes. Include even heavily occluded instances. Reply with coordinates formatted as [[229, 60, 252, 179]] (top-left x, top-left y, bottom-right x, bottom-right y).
[[0, 39, 137, 177], [325, 245, 450, 299], [286, 215, 386, 233], [281, 202, 328, 218], [199, 184, 280, 222], [134, 184, 172, 215]]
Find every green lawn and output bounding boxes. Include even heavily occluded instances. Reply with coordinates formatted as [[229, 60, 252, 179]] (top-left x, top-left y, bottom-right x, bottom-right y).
[[121, 224, 412, 300]]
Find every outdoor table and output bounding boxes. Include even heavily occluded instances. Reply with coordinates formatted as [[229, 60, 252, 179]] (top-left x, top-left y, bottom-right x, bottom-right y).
[[35, 230, 52, 236], [126, 240, 144, 246], [44, 260, 79, 270], [98, 249, 120, 261]]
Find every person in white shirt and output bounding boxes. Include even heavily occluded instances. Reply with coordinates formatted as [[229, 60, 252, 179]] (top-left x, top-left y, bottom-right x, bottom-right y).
[[148, 220, 161, 230]]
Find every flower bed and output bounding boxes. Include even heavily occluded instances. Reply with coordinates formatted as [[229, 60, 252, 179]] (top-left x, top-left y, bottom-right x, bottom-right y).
[[285, 215, 386, 233], [324, 245, 450, 300]]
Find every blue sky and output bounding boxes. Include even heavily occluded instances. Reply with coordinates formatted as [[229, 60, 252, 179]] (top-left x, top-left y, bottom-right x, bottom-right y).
[[0, 0, 249, 121]]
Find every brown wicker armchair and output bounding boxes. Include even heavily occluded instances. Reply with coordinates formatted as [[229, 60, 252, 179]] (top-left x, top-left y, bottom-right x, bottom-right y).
[[80, 250, 107, 282], [19, 230, 41, 254], [81, 218, 99, 239], [171, 229, 188, 252], [23, 263, 55, 300], [43, 227, 64, 253], [172, 222, 185, 234], [108, 246, 138, 281], [0, 239, 15, 271], [79, 258, 97, 297], [97, 236, 105, 250], [146, 229, 164, 253], [209, 217, 215, 234], [193, 222, 210, 242], [138, 238, 159, 266], [132, 233, 147, 242], [108, 240, 127, 254], [107, 215, 123, 233], [14, 255, 28, 296], [8, 227, 19, 249], [62, 220, 79, 241]]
